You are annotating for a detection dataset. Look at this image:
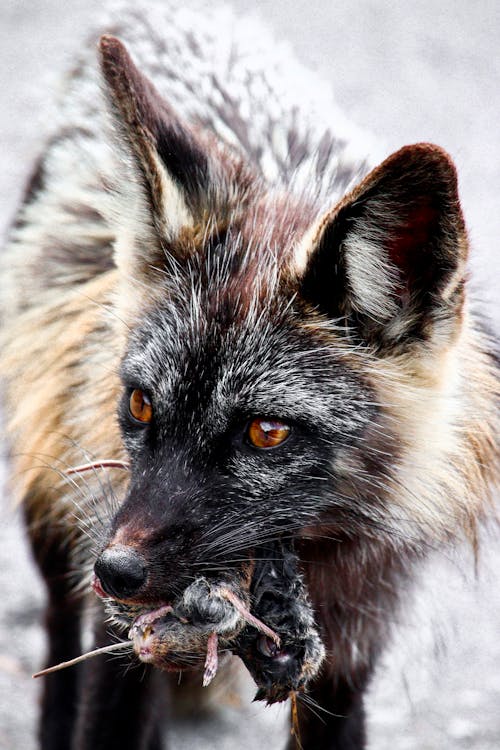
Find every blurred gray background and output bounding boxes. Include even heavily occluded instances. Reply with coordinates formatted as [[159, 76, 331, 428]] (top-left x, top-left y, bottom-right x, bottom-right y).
[[0, 1, 499, 748]]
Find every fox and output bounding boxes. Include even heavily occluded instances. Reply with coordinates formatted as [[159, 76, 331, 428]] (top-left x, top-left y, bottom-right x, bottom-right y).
[[0, 2, 498, 749]]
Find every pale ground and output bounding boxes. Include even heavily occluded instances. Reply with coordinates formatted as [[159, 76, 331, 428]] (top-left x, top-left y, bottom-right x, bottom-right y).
[[1, 1, 499, 748]]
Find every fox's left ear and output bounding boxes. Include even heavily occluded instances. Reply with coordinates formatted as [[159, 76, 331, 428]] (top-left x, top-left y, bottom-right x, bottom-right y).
[[99, 34, 243, 282], [99, 35, 207, 244], [296, 144, 468, 347]]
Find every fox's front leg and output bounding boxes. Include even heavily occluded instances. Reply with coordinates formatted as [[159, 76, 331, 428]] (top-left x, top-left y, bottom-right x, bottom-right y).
[[287, 669, 370, 750], [24, 506, 85, 750], [73, 611, 166, 750]]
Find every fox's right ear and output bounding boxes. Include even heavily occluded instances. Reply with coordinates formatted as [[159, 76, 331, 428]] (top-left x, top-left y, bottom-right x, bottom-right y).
[[294, 143, 468, 349], [99, 35, 231, 278]]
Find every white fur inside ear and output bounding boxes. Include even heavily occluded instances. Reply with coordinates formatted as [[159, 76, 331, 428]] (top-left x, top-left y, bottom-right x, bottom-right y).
[[293, 221, 320, 277], [151, 149, 194, 242], [293, 206, 399, 323], [343, 227, 399, 323], [108, 144, 195, 282]]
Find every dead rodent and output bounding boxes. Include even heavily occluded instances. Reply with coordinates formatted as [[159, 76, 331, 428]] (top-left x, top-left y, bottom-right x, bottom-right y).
[[127, 578, 264, 684], [235, 539, 325, 704], [35, 538, 325, 710], [127, 539, 325, 701]]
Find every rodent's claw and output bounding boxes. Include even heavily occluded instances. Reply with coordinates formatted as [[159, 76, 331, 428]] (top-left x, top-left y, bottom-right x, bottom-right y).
[[202, 632, 219, 687], [217, 587, 281, 646], [129, 604, 174, 636]]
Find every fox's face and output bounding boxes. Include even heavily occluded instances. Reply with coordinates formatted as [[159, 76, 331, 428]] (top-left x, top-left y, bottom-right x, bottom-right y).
[[106, 249, 375, 603], [94, 37, 470, 613]]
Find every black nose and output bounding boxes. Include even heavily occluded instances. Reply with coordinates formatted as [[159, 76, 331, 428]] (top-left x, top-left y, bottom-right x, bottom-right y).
[[94, 546, 147, 599]]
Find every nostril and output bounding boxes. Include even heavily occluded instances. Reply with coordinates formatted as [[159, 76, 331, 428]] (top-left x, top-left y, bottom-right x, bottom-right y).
[[94, 546, 147, 600]]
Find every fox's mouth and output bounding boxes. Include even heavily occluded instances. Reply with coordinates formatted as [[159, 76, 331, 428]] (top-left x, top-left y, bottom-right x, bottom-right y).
[[91, 573, 165, 609], [91, 575, 109, 600], [89, 537, 325, 704]]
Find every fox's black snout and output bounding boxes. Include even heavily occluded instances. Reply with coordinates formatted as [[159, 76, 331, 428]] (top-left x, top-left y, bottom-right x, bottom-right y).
[[94, 545, 147, 600]]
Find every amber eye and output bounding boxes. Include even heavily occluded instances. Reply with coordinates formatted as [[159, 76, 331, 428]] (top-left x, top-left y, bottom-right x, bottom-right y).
[[128, 389, 153, 424], [247, 418, 291, 449]]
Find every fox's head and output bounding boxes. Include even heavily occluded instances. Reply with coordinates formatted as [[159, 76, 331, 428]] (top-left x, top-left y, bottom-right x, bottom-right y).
[[92, 36, 488, 614]]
